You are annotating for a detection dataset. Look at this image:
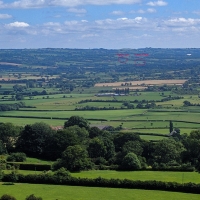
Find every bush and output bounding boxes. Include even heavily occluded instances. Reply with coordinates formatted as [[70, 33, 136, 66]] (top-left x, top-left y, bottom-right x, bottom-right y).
[[7, 153, 26, 162], [6, 163, 51, 171], [0, 194, 16, 200], [2, 171, 18, 183], [25, 194, 42, 200], [120, 153, 141, 170], [0, 158, 6, 170]]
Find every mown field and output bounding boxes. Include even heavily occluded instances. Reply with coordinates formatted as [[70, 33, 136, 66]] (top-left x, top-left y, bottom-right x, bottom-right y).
[[0, 183, 200, 200], [71, 170, 200, 184]]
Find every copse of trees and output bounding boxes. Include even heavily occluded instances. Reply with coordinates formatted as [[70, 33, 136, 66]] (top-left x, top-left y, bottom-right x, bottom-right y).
[[0, 116, 200, 172]]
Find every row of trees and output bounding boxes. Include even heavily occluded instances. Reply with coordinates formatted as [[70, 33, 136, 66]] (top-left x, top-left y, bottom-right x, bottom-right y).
[[0, 116, 200, 172]]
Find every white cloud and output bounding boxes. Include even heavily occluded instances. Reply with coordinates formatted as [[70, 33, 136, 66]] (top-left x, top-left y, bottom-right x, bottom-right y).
[[193, 11, 200, 15], [164, 18, 200, 27], [94, 17, 149, 30], [0, 14, 12, 19], [6, 21, 30, 28], [137, 9, 145, 14], [130, 8, 156, 14], [0, 0, 142, 8], [111, 11, 124, 15], [147, 8, 156, 13], [81, 33, 98, 38], [147, 0, 168, 6], [44, 22, 60, 26], [67, 8, 87, 14]]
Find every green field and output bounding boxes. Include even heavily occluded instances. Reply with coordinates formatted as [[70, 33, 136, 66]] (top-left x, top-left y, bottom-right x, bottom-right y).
[[0, 183, 199, 200], [0, 84, 200, 140], [71, 170, 200, 184]]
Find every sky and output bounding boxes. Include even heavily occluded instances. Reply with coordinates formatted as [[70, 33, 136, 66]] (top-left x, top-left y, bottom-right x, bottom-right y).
[[0, 0, 200, 49]]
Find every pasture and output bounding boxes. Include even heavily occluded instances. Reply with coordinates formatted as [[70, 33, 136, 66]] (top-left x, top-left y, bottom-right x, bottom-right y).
[[0, 80, 200, 140], [71, 170, 200, 184], [0, 183, 200, 200], [1, 109, 200, 124]]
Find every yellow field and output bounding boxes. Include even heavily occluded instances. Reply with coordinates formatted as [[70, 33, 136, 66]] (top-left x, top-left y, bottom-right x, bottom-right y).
[[95, 79, 187, 87]]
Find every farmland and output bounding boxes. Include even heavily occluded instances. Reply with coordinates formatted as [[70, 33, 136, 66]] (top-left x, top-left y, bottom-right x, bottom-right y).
[[0, 48, 200, 198], [95, 79, 187, 87]]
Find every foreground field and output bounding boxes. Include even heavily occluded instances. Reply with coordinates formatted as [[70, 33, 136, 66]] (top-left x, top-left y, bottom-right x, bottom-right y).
[[0, 183, 199, 200], [71, 170, 200, 184]]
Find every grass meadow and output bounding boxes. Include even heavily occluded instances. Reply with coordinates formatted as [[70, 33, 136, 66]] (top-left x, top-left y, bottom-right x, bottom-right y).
[[71, 170, 200, 184], [0, 183, 200, 200]]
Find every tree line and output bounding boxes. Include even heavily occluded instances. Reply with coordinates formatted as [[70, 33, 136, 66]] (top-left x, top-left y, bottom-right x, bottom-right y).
[[0, 116, 200, 172]]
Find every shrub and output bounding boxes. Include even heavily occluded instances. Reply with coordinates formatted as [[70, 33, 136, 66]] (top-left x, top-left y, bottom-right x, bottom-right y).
[[120, 153, 141, 170], [7, 153, 26, 162], [6, 163, 51, 171], [25, 194, 42, 200], [0, 194, 16, 200]]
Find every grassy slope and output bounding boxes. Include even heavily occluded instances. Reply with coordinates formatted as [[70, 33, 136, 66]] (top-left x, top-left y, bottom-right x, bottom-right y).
[[0, 184, 200, 200]]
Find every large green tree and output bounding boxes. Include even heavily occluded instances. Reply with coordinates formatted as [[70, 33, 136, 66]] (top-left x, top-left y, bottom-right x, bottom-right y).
[[114, 132, 141, 152], [0, 123, 21, 153], [182, 130, 200, 165], [153, 139, 185, 165], [50, 125, 89, 159], [88, 137, 107, 158], [121, 153, 141, 170], [16, 122, 55, 158], [64, 116, 90, 130], [122, 141, 143, 156], [53, 145, 92, 171]]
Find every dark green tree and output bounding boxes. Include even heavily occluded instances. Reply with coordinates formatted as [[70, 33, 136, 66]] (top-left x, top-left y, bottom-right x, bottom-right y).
[[0, 141, 6, 154], [16, 122, 55, 158], [182, 131, 200, 165], [114, 132, 141, 152], [6, 152, 26, 162], [122, 141, 143, 156], [53, 145, 92, 171], [89, 127, 102, 138], [64, 116, 90, 130], [153, 139, 185, 165], [121, 153, 141, 170], [88, 137, 107, 158], [50, 126, 89, 159], [0, 123, 21, 153], [169, 121, 173, 133]]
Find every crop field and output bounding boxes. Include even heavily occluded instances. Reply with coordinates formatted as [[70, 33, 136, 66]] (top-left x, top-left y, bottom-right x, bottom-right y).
[[71, 170, 200, 184], [0, 183, 200, 200], [95, 79, 187, 87]]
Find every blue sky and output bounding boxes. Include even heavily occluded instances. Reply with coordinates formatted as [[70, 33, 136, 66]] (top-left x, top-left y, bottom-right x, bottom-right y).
[[0, 0, 200, 48]]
